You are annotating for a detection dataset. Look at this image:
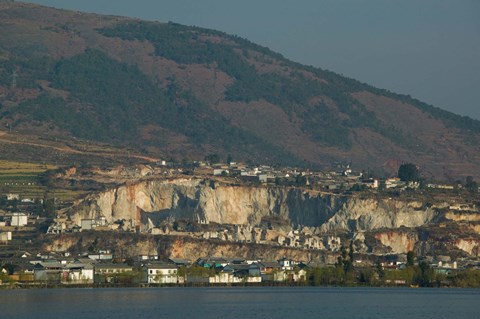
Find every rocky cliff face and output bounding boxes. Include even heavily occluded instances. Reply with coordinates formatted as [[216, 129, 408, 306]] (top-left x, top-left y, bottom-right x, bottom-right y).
[[43, 233, 336, 264], [63, 178, 437, 233], [52, 177, 480, 260]]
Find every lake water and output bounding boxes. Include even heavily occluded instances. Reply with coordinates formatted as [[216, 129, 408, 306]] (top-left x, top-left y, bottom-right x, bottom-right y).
[[0, 287, 479, 319]]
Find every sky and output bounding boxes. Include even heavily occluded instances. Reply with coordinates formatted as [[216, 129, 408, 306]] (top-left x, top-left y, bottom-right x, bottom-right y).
[[25, 0, 480, 120]]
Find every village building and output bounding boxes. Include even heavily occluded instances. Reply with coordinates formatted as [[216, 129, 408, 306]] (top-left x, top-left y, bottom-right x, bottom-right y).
[[62, 262, 94, 284], [146, 263, 180, 284], [11, 212, 28, 227], [0, 231, 12, 242], [169, 258, 191, 267], [33, 261, 64, 283], [94, 263, 134, 284]]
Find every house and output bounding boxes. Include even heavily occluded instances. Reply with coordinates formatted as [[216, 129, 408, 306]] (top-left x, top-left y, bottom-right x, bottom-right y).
[[258, 174, 268, 183], [94, 263, 133, 274], [169, 258, 191, 267], [88, 250, 113, 261], [254, 261, 282, 281], [6, 193, 20, 201], [94, 263, 134, 284], [157, 160, 167, 166], [62, 262, 94, 284], [227, 257, 247, 264], [81, 219, 95, 231], [385, 178, 406, 189], [222, 263, 250, 278], [76, 257, 99, 265], [196, 257, 228, 269], [434, 260, 458, 275], [0, 231, 12, 242], [1, 261, 35, 282], [34, 261, 64, 283], [209, 271, 238, 284], [287, 268, 307, 283], [138, 254, 159, 261], [278, 257, 294, 270], [11, 212, 28, 227], [253, 259, 305, 283], [426, 183, 454, 190], [146, 263, 180, 284], [81, 217, 108, 231], [213, 169, 229, 176], [210, 263, 262, 284], [362, 179, 379, 189], [21, 251, 32, 258], [8, 263, 35, 282]]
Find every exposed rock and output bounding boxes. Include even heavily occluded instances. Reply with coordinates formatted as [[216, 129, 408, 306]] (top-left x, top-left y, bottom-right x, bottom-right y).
[[374, 231, 417, 254], [54, 177, 479, 258], [455, 238, 480, 256], [63, 178, 437, 232], [446, 211, 480, 222]]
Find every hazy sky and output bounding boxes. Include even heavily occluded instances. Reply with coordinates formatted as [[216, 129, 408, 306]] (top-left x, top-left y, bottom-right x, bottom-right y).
[[25, 0, 480, 120]]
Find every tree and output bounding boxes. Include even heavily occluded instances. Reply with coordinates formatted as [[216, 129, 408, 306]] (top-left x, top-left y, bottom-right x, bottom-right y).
[[336, 243, 354, 278], [295, 175, 307, 186], [2, 263, 18, 275], [204, 153, 219, 164], [406, 251, 415, 267], [465, 176, 478, 193], [398, 163, 419, 182], [414, 261, 434, 287]]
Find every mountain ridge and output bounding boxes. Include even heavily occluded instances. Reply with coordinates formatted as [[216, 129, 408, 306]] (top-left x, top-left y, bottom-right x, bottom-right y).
[[0, 2, 479, 179]]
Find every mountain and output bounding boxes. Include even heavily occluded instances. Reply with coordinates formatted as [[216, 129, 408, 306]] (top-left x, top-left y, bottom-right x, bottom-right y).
[[0, 2, 479, 179]]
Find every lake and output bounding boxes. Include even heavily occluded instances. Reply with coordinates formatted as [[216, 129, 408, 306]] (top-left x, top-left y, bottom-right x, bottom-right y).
[[0, 287, 478, 319]]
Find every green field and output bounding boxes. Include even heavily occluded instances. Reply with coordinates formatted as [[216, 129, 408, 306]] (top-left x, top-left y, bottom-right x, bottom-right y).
[[0, 160, 86, 201]]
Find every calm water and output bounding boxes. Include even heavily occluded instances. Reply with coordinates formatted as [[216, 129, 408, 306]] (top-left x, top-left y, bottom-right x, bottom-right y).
[[0, 287, 479, 319]]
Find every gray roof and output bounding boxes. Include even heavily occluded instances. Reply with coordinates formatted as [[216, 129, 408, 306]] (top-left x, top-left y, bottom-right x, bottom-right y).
[[258, 261, 281, 268], [227, 257, 247, 263], [147, 263, 178, 270], [94, 263, 133, 270], [64, 263, 94, 270], [75, 258, 98, 264], [224, 263, 250, 271], [35, 261, 64, 269], [169, 258, 191, 265]]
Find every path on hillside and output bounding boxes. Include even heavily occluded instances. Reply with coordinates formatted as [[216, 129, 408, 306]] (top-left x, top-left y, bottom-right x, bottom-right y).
[[0, 131, 159, 162]]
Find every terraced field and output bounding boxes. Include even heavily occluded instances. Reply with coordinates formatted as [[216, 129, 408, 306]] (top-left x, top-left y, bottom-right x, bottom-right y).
[[0, 160, 86, 202]]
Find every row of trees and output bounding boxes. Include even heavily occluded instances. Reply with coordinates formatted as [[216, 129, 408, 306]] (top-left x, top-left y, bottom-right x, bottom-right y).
[[398, 163, 477, 193], [307, 249, 480, 288]]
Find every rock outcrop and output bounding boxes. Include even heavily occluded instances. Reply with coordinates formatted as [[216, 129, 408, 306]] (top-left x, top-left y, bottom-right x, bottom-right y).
[[63, 178, 438, 233], [50, 177, 480, 259]]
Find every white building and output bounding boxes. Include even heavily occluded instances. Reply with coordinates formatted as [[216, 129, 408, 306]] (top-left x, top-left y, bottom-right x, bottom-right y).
[[146, 263, 179, 284], [62, 263, 94, 284], [11, 213, 28, 227], [6, 193, 20, 201], [385, 178, 406, 189], [278, 257, 294, 270], [81, 217, 107, 231], [0, 231, 12, 242], [208, 272, 261, 284], [88, 251, 113, 261]]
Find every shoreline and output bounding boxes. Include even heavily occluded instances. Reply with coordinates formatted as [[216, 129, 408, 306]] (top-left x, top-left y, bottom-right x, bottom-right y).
[[1, 282, 476, 290]]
